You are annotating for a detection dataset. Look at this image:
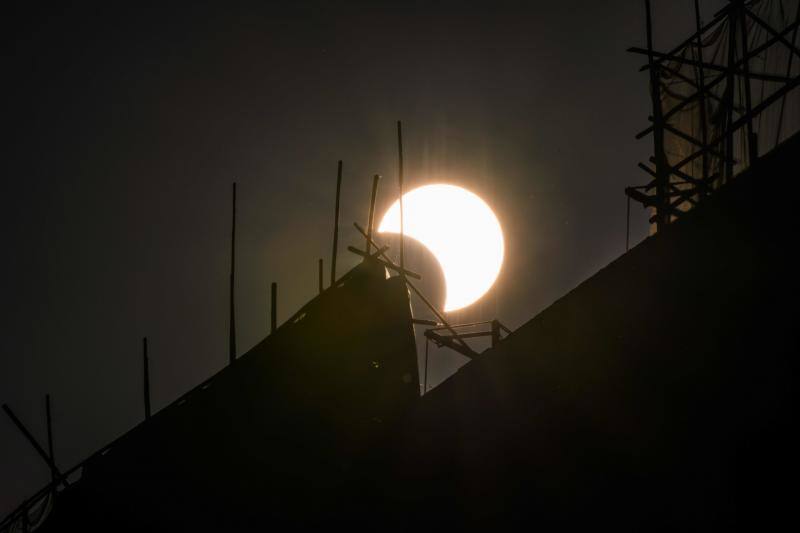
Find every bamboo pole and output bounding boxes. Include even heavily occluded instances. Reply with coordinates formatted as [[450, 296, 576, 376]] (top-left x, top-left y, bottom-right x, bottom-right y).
[[45, 394, 55, 484], [229, 182, 237, 364], [318, 258, 323, 294], [424, 337, 430, 394], [271, 282, 277, 334], [2, 404, 68, 486], [143, 337, 151, 420], [330, 161, 342, 284], [397, 121, 405, 272], [366, 174, 380, 253], [626, 195, 631, 251]]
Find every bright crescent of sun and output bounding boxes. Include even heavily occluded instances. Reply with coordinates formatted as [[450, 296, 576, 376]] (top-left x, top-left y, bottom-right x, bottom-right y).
[[378, 184, 504, 312]]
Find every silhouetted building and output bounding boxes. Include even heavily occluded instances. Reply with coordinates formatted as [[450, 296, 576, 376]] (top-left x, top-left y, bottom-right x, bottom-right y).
[[0, 131, 793, 530]]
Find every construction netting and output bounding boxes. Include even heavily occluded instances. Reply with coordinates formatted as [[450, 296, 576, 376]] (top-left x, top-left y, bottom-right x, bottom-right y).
[[650, 0, 799, 230]]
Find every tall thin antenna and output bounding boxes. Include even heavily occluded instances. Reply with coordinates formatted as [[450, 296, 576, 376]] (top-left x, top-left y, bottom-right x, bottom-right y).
[[424, 336, 430, 394], [318, 258, 323, 294], [491, 320, 501, 348], [331, 161, 342, 285], [270, 282, 277, 334], [626, 195, 631, 252], [45, 394, 55, 484], [229, 182, 237, 364], [143, 337, 151, 420], [366, 174, 380, 254], [397, 121, 405, 272]]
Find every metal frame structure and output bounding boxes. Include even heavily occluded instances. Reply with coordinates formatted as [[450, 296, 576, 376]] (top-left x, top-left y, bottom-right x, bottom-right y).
[[626, 0, 800, 231], [424, 320, 511, 359], [422, 321, 511, 393]]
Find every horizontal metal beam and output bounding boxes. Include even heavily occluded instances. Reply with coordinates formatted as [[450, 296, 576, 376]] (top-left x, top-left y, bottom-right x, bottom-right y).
[[625, 187, 656, 206], [430, 320, 497, 331], [424, 330, 477, 359], [429, 330, 494, 340]]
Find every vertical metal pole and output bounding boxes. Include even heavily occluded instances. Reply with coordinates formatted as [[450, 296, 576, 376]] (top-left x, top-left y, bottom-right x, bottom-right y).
[[423, 336, 429, 394], [626, 194, 631, 252], [738, 0, 757, 165], [645, 0, 670, 231], [694, 0, 710, 193], [318, 258, 323, 294], [331, 160, 342, 285], [229, 182, 237, 364], [366, 174, 380, 254], [491, 320, 500, 348], [397, 121, 405, 272], [45, 394, 55, 484], [143, 337, 151, 420], [270, 282, 277, 334]]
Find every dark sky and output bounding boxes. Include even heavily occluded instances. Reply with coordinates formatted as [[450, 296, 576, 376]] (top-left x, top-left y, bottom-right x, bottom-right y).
[[1, 0, 726, 515]]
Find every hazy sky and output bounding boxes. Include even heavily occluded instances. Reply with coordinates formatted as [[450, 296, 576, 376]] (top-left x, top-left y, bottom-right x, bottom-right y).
[[1, 0, 727, 515]]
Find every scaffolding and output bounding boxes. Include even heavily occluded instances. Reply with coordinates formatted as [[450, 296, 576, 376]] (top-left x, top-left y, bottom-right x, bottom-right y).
[[626, 0, 800, 233]]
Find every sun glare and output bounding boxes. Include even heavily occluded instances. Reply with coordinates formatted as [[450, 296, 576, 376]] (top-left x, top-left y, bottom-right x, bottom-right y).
[[378, 184, 504, 312]]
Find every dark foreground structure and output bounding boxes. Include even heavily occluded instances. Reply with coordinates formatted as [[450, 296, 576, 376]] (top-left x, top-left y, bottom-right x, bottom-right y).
[[4, 1, 798, 529], [383, 133, 799, 529], [37, 259, 420, 531], [2, 131, 796, 530]]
